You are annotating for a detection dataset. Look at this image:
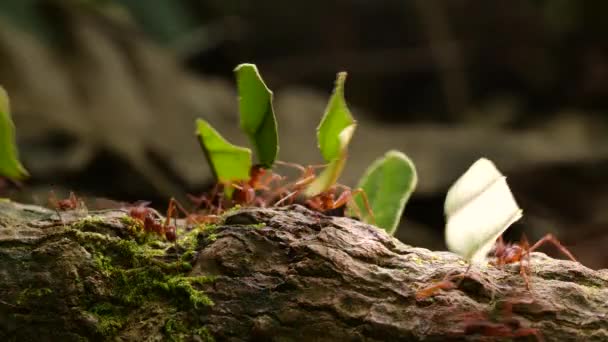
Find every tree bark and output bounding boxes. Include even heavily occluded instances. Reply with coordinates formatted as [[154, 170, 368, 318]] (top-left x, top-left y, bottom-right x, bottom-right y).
[[0, 201, 606, 341]]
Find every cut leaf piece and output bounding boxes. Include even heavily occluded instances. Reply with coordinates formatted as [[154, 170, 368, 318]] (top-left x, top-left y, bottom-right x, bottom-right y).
[[305, 124, 356, 196], [444, 158, 522, 263], [349, 150, 417, 234], [234, 63, 278, 168], [195, 118, 252, 184], [0, 86, 29, 180], [316, 72, 356, 162]]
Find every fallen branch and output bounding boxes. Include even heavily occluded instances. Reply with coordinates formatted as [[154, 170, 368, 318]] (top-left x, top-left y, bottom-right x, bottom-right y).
[[0, 201, 606, 341]]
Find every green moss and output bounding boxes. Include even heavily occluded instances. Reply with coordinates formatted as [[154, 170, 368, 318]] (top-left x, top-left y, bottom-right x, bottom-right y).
[[16, 287, 53, 305], [197, 223, 218, 233], [180, 228, 202, 251], [163, 318, 214, 342], [70, 216, 215, 339], [89, 302, 127, 337], [207, 233, 218, 242], [163, 276, 215, 308], [221, 205, 241, 217], [180, 250, 196, 262], [180, 262, 193, 271], [193, 327, 215, 342], [164, 318, 188, 340]]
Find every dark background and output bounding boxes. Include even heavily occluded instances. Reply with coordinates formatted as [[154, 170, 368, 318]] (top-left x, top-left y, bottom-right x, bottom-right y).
[[1, 0, 607, 268]]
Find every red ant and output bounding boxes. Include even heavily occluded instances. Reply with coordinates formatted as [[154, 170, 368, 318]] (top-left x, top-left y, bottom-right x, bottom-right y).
[[271, 162, 375, 222], [272, 161, 325, 206], [457, 300, 544, 341], [127, 198, 184, 242], [127, 201, 155, 222], [417, 233, 579, 300], [305, 185, 375, 224], [415, 272, 462, 301], [49, 191, 84, 211], [188, 183, 223, 214], [229, 164, 285, 206], [492, 234, 578, 289], [48, 191, 87, 223]]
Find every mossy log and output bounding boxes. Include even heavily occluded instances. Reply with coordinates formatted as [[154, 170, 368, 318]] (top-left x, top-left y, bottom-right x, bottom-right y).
[[0, 201, 606, 341]]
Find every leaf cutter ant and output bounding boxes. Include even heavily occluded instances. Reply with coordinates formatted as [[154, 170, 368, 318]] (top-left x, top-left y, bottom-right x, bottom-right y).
[[48, 191, 87, 223], [127, 198, 186, 242], [188, 183, 223, 214], [230, 164, 285, 206], [305, 185, 376, 224], [415, 272, 463, 301], [492, 234, 578, 289], [48, 191, 84, 211], [272, 161, 326, 206], [457, 300, 544, 341]]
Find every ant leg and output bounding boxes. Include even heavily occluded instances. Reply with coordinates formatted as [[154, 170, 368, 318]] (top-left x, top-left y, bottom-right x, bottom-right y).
[[164, 198, 180, 227], [276, 160, 327, 172], [334, 185, 375, 224], [452, 263, 472, 287], [332, 189, 352, 209], [48, 191, 64, 224], [169, 198, 191, 218], [187, 193, 211, 211], [493, 235, 508, 267], [415, 270, 465, 300], [519, 261, 531, 290], [529, 234, 578, 262], [262, 172, 286, 190], [274, 190, 299, 207], [350, 188, 376, 225], [519, 235, 532, 290]]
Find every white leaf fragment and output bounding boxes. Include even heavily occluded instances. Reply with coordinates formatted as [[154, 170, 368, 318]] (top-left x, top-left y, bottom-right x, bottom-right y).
[[444, 158, 523, 263]]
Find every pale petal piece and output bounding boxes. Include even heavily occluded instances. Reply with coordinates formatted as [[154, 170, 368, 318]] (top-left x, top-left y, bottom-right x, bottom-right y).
[[444, 158, 523, 262]]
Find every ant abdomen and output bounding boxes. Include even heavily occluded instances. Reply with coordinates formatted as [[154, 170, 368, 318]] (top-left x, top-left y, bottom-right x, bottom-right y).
[[165, 226, 177, 242]]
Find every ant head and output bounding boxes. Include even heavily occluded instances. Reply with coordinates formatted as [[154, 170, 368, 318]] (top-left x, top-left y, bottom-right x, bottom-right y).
[[250, 164, 267, 178]]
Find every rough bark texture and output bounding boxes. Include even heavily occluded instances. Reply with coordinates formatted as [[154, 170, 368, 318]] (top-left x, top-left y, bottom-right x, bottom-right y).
[[0, 201, 606, 341]]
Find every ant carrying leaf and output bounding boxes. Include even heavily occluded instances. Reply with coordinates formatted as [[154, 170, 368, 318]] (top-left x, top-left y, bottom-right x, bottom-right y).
[[417, 158, 579, 299], [0, 87, 29, 181], [445, 158, 523, 264], [492, 234, 578, 289], [196, 64, 280, 203]]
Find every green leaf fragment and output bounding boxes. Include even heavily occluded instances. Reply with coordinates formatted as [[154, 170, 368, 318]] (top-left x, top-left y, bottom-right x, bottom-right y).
[[195, 118, 252, 184], [316, 72, 355, 162], [234, 63, 279, 168], [305, 124, 356, 196], [350, 150, 417, 235], [0, 86, 29, 180]]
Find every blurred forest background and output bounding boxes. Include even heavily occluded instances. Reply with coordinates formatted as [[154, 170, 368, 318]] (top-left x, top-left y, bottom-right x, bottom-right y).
[[2, 0, 608, 268]]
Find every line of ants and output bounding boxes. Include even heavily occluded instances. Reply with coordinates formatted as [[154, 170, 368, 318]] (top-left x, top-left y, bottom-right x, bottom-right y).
[[414, 233, 578, 341], [47, 164, 576, 341], [48, 161, 375, 242]]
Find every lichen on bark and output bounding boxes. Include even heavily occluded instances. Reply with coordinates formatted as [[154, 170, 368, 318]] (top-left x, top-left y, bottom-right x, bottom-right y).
[[0, 201, 606, 341]]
